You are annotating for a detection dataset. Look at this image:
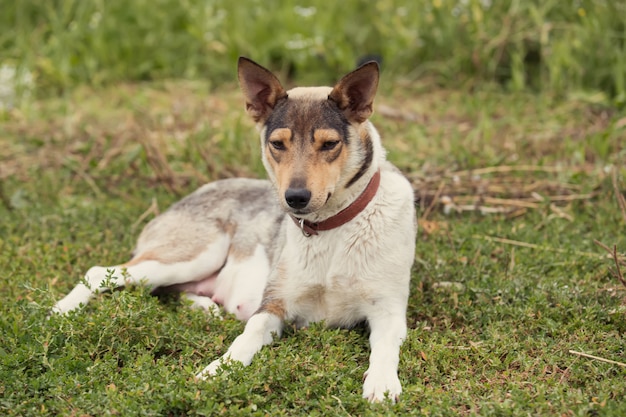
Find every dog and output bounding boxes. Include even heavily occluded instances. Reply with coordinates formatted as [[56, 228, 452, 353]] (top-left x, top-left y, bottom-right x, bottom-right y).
[[52, 57, 417, 402]]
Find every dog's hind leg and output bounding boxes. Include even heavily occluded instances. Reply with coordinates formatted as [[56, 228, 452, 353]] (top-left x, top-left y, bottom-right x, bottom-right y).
[[180, 293, 222, 317], [51, 234, 230, 314]]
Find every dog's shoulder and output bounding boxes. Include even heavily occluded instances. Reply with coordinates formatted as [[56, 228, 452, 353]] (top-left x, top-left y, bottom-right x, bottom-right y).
[[378, 163, 416, 209]]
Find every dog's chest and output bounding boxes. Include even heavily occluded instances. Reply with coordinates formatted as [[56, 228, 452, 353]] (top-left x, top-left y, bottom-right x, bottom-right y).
[[280, 233, 380, 327], [291, 277, 375, 327]]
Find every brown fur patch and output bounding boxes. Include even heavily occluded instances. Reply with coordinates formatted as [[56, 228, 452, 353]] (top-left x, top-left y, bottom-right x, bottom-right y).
[[256, 263, 288, 318], [267, 128, 292, 163], [313, 129, 343, 163], [296, 284, 326, 308], [228, 241, 255, 261], [269, 128, 292, 142], [313, 128, 341, 143], [124, 251, 160, 266], [125, 245, 209, 265], [216, 218, 237, 237], [258, 298, 286, 318]]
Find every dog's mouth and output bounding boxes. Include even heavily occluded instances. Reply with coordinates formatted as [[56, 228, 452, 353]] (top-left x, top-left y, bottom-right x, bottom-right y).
[[290, 208, 311, 216]]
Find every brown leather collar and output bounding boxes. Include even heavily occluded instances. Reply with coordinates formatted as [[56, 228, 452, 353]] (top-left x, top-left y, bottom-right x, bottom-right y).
[[289, 170, 381, 237]]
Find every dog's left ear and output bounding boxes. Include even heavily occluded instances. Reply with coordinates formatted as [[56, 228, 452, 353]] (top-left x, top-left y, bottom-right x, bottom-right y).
[[329, 62, 379, 124]]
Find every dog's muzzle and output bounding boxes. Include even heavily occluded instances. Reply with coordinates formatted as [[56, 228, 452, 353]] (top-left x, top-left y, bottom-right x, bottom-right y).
[[285, 188, 311, 210]]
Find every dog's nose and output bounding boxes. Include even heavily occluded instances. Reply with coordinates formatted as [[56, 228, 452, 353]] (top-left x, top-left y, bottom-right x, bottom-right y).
[[285, 188, 311, 209]]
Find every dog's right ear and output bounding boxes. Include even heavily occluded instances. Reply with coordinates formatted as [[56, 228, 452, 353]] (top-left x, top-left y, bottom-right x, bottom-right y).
[[238, 57, 287, 123]]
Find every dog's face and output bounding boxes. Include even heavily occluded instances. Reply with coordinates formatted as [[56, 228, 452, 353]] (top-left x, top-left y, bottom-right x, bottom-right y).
[[237, 57, 379, 216]]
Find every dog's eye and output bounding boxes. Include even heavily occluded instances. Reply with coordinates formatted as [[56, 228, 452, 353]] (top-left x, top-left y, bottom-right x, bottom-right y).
[[269, 140, 286, 150], [321, 141, 339, 151]]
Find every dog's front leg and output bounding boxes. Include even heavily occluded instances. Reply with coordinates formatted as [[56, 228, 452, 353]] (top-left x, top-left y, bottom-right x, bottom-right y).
[[196, 311, 283, 379], [362, 312, 407, 403]]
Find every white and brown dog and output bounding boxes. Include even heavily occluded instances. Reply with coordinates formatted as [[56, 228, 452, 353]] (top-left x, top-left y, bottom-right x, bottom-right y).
[[53, 57, 417, 402]]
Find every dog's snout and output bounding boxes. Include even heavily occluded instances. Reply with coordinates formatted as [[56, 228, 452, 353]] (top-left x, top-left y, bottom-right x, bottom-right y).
[[285, 188, 311, 209]]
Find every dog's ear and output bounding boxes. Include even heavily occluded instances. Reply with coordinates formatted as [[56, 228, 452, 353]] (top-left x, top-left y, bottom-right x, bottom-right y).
[[238, 57, 287, 123], [329, 62, 379, 124]]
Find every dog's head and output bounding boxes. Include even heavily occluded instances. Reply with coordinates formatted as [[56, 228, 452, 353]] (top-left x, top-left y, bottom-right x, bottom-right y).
[[238, 57, 380, 219]]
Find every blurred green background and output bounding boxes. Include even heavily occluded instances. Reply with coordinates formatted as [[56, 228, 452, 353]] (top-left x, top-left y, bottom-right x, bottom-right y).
[[1, 0, 625, 106]]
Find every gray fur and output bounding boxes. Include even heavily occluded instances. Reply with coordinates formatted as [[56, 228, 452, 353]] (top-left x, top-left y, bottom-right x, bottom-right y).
[[135, 178, 285, 265]]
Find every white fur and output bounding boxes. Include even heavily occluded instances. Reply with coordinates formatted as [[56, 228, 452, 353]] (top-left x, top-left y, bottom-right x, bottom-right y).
[[212, 244, 270, 321], [53, 67, 416, 404], [52, 232, 270, 320], [198, 120, 416, 403], [196, 312, 283, 378], [182, 294, 221, 317], [52, 235, 226, 313]]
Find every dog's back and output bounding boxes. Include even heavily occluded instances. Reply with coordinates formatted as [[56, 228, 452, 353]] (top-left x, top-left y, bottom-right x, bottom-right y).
[[135, 178, 284, 265]]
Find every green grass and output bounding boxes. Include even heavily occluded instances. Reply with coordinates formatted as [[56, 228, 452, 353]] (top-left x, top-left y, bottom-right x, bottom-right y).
[[1, 79, 625, 416], [1, 0, 626, 414]]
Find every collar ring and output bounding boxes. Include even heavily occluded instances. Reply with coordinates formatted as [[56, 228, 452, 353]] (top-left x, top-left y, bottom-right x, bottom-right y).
[[298, 218, 312, 237]]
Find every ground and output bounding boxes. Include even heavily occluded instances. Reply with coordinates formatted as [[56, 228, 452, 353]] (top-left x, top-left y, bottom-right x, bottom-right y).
[[1, 80, 625, 416]]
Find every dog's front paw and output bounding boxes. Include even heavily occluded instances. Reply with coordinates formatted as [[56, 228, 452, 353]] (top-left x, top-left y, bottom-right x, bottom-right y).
[[362, 368, 402, 403], [50, 297, 83, 315], [195, 356, 231, 380]]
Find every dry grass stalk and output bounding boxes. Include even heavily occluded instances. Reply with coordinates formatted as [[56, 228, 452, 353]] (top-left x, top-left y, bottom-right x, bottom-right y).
[[138, 129, 180, 196], [131, 197, 160, 231], [377, 104, 423, 122], [612, 166, 626, 222], [475, 235, 602, 258], [410, 164, 599, 217], [63, 160, 104, 198], [451, 165, 564, 176], [420, 181, 445, 220], [568, 350, 626, 368], [593, 240, 626, 289], [453, 196, 540, 209], [0, 177, 11, 211]]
